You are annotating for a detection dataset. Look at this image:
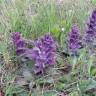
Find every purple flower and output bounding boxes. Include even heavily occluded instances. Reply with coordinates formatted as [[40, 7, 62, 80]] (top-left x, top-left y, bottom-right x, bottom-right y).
[[11, 32, 20, 43], [11, 32, 26, 55], [85, 9, 96, 43], [84, 9, 96, 54], [26, 33, 56, 74], [67, 25, 81, 55]]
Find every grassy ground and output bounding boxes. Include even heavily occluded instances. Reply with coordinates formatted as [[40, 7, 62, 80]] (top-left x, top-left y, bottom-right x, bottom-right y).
[[0, 0, 96, 96]]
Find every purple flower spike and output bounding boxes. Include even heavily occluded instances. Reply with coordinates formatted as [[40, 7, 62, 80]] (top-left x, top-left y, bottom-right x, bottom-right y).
[[27, 33, 56, 74], [85, 9, 96, 43], [11, 32, 26, 55], [11, 32, 20, 43], [67, 25, 81, 55], [84, 9, 96, 54], [15, 39, 25, 48]]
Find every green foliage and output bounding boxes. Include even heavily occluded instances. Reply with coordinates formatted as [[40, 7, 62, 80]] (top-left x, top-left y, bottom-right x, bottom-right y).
[[79, 79, 96, 92], [42, 91, 57, 96], [55, 82, 65, 91], [5, 84, 27, 96], [90, 66, 96, 76], [4, 75, 28, 96], [69, 91, 79, 96]]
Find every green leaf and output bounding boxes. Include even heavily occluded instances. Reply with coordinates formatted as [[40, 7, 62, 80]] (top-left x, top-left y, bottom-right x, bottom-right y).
[[42, 90, 57, 96], [92, 0, 96, 6], [90, 66, 96, 76], [55, 82, 65, 91], [79, 79, 96, 92], [51, 25, 60, 40], [69, 91, 79, 96]]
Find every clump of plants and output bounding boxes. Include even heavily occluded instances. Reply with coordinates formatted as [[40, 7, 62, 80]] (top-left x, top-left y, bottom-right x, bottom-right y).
[[0, 0, 96, 96], [4, 8, 95, 96]]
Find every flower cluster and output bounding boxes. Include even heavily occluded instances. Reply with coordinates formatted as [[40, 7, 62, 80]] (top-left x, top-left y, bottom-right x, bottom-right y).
[[11, 32, 56, 73], [67, 25, 81, 55], [85, 9, 96, 44], [11, 32, 26, 55], [28, 33, 56, 73], [11, 9, 96, 74]]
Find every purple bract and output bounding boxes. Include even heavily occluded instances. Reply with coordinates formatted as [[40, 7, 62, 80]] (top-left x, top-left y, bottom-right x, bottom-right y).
[[26, 33, 56, 73], [67, 25, 81, 55], [84, 9, 96, 54], [85, 9, 96, 43], [11, 32, 26, 55]]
